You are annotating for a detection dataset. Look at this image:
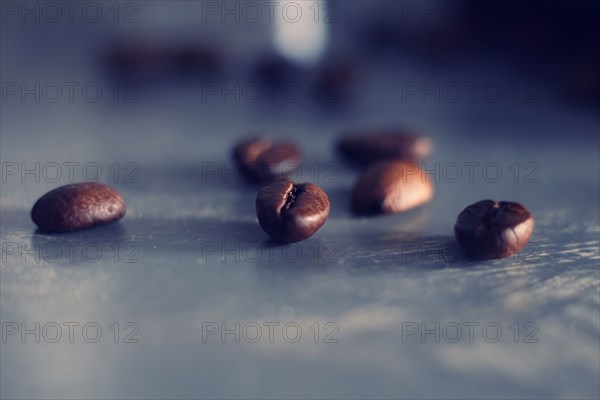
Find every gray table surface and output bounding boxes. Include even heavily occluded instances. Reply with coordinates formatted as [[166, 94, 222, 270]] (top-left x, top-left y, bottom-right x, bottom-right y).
[[1, 9, 600, 399]]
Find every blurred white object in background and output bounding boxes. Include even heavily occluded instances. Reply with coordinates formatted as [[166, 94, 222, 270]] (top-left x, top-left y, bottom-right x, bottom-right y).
[[274, 0, 329, 66]]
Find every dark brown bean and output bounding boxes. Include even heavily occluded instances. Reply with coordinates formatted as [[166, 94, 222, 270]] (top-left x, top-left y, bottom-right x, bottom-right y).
[[256, 179, 330, 243], [352, 161, 433, 215], [454, 200, 534, 260], [31, 183, 126, 233], [338, 129, 432, 166], [233, 137, 301, 183]]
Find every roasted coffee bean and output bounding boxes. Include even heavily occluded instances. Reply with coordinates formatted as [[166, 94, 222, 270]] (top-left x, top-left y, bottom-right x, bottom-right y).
[[256, 179, 330, 243], [352, 161, 433, 215], [454, 200, 534, 260], [233, 137, 301, 183], [338, 129, 432, 166], [31, 183, 126, 233]]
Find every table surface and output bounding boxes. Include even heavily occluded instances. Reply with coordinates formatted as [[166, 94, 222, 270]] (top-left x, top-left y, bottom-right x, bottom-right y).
[[1, 16, 600, 399]]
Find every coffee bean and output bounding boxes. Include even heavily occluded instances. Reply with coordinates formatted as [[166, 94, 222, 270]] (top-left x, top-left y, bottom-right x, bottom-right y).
[[256, 179, 330, 243], [233, 137, 301, 183], [31, 183, 126, 233], [352, 161, 433, 215], [338, 129, 432, 166], [454, 200, 534, 260]]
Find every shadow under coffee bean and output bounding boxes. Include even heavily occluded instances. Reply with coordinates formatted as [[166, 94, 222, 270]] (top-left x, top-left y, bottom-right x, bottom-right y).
[[31, 182, 126, 233], [256, 179, 330, 243], [454, 200, 534, 260]]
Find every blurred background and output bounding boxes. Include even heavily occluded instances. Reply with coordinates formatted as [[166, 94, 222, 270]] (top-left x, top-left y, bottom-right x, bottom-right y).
[[1, 1, 599, 399]]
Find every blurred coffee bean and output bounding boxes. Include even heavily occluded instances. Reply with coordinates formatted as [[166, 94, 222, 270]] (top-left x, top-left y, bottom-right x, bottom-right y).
[[338, 129, 432, 166], [454, 200, 534, 260], [108, 42, 222, 81], [352, 161, 433, 215], [108, 42, 170, 80], [173, 44, 221, 76], [31, 183, 126, 233], [256, 179, 330, 243], [233, 137, 301, 183]]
